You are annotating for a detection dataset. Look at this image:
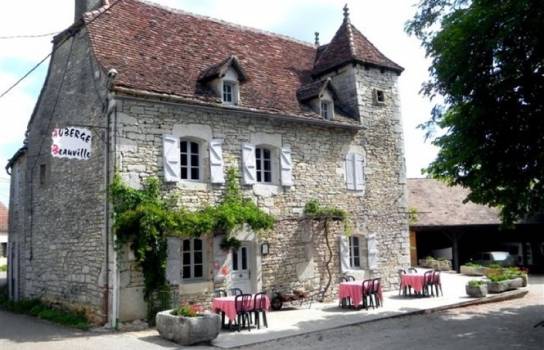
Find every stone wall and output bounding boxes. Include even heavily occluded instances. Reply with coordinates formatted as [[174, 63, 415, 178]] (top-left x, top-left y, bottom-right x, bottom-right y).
[[8, 28, 110, 324]]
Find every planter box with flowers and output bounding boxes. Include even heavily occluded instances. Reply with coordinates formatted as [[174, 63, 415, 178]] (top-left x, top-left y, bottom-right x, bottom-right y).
[[485, 267, 526, 294], [465, 280, 487, 298], [156, 304, 221, 346]]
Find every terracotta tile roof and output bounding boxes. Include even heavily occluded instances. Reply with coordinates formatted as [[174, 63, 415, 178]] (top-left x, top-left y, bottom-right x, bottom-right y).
[[0, 201, 7, 232], [296, 79, 337, 102], [407, 178, 500, 227], [84, 0, 399, 124], [313, 19, 403, 75]]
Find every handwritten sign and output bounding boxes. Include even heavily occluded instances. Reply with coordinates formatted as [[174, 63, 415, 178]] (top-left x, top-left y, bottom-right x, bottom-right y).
[[51, 127, 92, 160]]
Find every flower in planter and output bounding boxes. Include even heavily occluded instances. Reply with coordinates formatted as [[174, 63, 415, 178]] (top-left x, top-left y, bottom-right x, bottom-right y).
[[467, 280, 485, 288], [172, 304, 204, 317]]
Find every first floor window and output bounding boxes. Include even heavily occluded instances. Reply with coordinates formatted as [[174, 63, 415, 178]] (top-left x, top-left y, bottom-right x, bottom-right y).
[[349, 236, 361, 268], [182, 238, 204, 280], [255, 147, 272, 183], [180, 140, 200, 180]]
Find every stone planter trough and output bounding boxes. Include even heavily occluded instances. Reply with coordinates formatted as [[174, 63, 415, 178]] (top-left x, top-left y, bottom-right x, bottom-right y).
[[418, 259, 452, 271], [486, 277, 524, 294], [460, 265, 487, 276], [156, 310, 221, 346], [465, 284, 487, 298]]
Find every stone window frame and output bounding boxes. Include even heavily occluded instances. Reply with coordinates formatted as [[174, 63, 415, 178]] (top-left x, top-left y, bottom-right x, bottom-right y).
[[373, 88, 386, 105], [181, 237, 206, 281]]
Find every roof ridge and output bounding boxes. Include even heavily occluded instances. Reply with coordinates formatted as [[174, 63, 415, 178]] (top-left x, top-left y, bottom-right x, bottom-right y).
[[137, 0, 316, 48]]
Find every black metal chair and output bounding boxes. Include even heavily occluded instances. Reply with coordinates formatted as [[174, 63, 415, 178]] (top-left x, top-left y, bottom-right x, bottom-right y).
[[408, 267, 418, 273], [345, 275, 356, 281], [371, 278, 382, 308], [252, 292, 268, 329], [234, 294, 253, 331], [229, 288, 243, 296]]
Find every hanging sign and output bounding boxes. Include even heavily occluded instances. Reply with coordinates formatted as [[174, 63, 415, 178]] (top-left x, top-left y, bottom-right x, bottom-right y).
[[51, 127, 92, 160]]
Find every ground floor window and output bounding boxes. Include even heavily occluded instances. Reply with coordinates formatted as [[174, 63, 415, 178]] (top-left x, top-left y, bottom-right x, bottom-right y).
[[349, 236, 361, 268], [181, 238, 204, 280]]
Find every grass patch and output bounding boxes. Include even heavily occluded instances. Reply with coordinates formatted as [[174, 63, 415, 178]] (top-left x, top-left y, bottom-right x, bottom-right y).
[[0, 290, 89, 330], [0, 265, 6, 272]]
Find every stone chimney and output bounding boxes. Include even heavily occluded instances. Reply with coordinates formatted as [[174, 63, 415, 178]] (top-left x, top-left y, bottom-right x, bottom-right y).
[[74, 0, 104, 22]]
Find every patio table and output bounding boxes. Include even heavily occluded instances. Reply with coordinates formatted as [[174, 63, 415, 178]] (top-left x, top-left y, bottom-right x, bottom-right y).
[[400, 273, 427, 293], [338, 281, 382, 307], [212, 294, 271, 322]]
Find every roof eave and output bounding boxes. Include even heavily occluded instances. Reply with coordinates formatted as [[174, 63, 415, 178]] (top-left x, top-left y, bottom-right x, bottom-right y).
[[313, 59, 404, 78]]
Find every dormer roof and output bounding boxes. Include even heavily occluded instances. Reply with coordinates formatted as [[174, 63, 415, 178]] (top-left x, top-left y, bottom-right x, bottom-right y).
[[199, 55, 248, 83], [297, 78, 337, 102], [313, 10, 403, 75]]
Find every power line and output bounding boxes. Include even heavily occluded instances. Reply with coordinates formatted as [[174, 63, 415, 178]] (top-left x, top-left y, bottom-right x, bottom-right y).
[[0, 31, 60, 40], [0, 0, 124, 100]]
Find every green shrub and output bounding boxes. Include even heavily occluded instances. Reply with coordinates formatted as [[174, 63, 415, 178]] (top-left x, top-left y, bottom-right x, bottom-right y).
[[0, 264, 7, 272], [467, 280, 485, 288], [485, 267, 523, 282]]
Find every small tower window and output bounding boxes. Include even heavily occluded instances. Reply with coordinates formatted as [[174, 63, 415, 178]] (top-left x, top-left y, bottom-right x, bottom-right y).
[[374, 89, 385, 104]]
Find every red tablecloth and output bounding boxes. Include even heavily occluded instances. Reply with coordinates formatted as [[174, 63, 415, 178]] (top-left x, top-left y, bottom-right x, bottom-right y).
[[400, 273, 427, 293], [212, 294, 271, 322], [338, 281, 382, 307]]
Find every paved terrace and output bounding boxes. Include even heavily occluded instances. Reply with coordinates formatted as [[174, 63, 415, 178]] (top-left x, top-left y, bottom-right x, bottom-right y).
[[117, 271, 527, 349]]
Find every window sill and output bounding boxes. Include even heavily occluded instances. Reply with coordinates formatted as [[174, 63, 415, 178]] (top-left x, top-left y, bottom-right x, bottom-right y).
[[177, 181, 209, 191], [253, 183, 281, 197]]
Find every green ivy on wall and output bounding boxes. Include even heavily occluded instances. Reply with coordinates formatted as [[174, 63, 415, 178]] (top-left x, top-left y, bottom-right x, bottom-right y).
[[111, 168, 275, 301]]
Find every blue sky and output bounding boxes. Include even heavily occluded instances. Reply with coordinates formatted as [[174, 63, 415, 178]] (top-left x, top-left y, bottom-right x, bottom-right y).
[[0, 0, 439, 205]]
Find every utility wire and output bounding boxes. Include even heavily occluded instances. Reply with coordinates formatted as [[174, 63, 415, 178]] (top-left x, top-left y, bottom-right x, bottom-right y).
[[0, 31, 60, 39], [0, 0, 124, 100]]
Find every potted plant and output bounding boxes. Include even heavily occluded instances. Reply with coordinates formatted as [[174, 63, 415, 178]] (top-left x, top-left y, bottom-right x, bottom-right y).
[[485, 267, 524, 293], [156, 304, 221, 346], [466, 280, 487, 298]]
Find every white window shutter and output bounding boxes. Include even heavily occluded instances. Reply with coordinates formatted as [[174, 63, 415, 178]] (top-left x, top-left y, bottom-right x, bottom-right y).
[[367, 234, 378, 270], [280, 146, 293, 186], [166, 237, 181, 285], [163, 135, 180, 182], [354, 153, 365, 191], [241, 143, 256, 185], [345, 153, 355, 190], [209, 139, 225, 184], [339, 236, 350, 272]]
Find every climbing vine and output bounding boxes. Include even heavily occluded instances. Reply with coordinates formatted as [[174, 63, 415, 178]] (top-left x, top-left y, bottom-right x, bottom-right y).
[[303, 199, 350, 300], [111, 168, 275, 301]]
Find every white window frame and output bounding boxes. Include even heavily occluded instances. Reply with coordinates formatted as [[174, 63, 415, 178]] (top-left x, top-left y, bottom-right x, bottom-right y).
[[181, 238, 205, 281], [222, 80, 238, 105], [320, 99, 334, 120], [255, 146, 273, 184], [349, 236, 361, 269], [180, 139, 201, 181]]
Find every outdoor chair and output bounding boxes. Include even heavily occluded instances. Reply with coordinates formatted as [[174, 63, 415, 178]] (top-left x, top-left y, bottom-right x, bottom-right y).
[[252, 292, 268, 329], [346, 275, 356, 281], [432, 271, 443, 296], [234, 294, 253, 332], [398, 269, 407, 296], [367, 278, 382, 309], [361, 279, 373, 310], [408, 267, 418, 273], [229, 288, 243, 296], [422, 270, 434, 296]]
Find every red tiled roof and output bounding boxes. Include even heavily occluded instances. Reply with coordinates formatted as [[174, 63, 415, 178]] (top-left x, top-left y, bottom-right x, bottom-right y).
[[84, 0, 400, 123], [313, 19, 403, 75], [0, 201, 7, 232]]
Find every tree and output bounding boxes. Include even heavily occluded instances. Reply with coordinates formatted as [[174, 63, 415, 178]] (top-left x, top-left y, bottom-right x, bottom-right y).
[[406, 0, 544, 225]]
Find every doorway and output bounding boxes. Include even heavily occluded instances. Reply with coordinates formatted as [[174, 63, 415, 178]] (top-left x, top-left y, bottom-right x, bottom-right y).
[[230, 243, 253, 293]]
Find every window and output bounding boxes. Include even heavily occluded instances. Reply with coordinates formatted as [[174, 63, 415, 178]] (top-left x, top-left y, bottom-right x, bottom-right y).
[[181, 238, 204, 280], [180, 140, 200, 180], [1, 243, 6, 258], [349, 236, 361, 268], [374, 89, 385, 104], [39, 164, 46, 186], [320, 100, 332, 120], [255, 147, 272, 183], [223, 81, 236, 104]]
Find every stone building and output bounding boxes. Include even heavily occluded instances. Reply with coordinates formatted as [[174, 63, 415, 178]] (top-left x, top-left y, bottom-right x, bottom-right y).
[[6, 0, 409, 325]]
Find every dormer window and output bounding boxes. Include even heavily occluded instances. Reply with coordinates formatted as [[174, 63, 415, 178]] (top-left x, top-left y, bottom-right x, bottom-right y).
[[223, 81, 236, 104], [320, 100, 333, 120]]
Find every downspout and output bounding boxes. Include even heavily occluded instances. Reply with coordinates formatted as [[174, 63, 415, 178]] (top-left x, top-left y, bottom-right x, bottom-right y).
[[104, 68, 118, 327]]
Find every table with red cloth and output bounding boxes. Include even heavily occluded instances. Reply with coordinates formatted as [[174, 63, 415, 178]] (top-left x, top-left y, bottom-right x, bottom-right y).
[[338, 281, 382, 307], [400, 273, 427, 293], [212, 294, 271, 322]]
